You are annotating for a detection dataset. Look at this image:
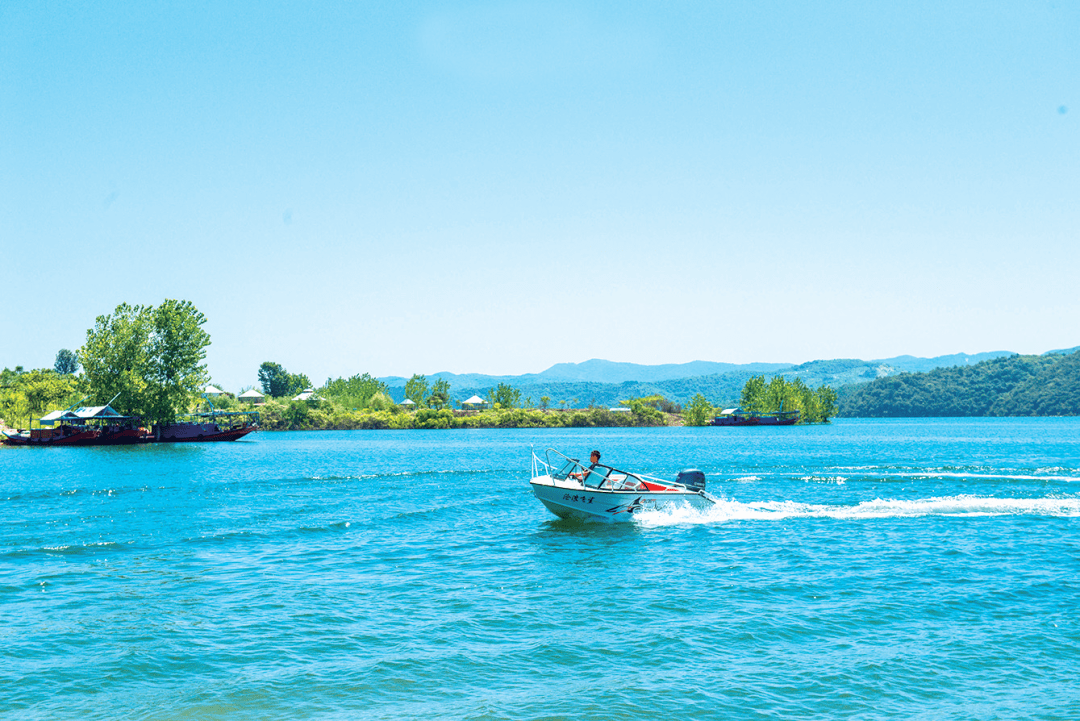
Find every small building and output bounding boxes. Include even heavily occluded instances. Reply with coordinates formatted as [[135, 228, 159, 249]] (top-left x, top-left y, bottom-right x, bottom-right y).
[[461, 394, 489, 410], [203, 385, 224, 397], [292, 388, 320, 402], [609, 407, 632, 413], [400, 398, 417, 408], [238, 389, 266, 404]]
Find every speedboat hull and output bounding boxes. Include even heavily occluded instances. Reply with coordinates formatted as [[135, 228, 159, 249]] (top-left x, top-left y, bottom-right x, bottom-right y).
[[530, 474, 711, 522]]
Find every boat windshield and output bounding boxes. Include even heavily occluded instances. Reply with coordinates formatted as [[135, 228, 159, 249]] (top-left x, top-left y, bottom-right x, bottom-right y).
[[537, 450, 654, 492]]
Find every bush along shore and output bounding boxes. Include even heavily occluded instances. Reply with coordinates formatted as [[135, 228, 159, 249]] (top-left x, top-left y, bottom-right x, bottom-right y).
[[251, 398, 676, 431]]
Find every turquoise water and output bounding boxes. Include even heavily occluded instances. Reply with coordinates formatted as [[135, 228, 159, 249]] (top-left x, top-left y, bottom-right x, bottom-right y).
[[3, 418, 1079, 719]]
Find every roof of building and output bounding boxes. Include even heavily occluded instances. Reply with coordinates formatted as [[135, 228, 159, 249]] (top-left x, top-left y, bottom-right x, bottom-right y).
[[238, 389, 265, 398]]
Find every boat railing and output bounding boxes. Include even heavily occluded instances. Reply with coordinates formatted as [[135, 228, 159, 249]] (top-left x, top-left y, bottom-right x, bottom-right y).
[[532, 448, 698, 493]]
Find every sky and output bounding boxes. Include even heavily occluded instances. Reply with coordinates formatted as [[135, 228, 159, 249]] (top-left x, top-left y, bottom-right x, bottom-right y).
[[1, 0, 1077, 391]]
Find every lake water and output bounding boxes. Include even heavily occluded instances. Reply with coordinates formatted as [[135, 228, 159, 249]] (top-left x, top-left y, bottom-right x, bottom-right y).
[[3, 419, 1079, 719]]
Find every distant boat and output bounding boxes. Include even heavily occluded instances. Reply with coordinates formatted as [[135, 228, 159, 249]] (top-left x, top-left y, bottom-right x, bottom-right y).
[[709, 406, 799, 426], [2, 399, 258, 446]]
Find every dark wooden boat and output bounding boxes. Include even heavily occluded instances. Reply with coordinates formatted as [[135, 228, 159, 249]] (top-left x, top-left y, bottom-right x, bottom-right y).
[[709, 407, 800, 426], [153, 410, 259, 442]]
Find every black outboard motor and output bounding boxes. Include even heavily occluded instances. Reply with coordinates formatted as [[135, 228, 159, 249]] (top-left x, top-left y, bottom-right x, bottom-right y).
[[676, 469, 706, 491]]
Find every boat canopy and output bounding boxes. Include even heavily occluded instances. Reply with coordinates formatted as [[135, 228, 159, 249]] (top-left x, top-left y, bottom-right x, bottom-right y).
[[72, 405, 126, 419], [39, 410, 78, 426], [38, 404, 129, 426]]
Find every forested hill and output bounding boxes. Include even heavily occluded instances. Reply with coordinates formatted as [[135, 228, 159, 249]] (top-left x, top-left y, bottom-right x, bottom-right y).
[[838, 351, 1080, 417]]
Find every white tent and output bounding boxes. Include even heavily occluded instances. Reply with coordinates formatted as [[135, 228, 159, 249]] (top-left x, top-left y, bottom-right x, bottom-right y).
[[203, 385, 224, 396], [400, 398, 416, 406], [293, 388, 319, 401], [462, 395, 488, 409], [238, 389, 265, 402]]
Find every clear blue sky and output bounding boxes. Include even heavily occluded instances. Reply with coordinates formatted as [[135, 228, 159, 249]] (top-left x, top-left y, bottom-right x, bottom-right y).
[[2, 1, 1077, 391]]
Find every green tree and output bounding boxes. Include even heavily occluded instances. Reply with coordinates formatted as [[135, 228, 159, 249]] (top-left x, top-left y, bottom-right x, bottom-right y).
[[54, 349, 79, 375], [816, 385, 838, 420], [540, 396, 551, 410], [288, 373, 312, 396], [144, 299, 211, 425], [78, 303, 153, 416], [487, 383, 522, 409], [78, 300, 210, 423], [259, 362, 293, 398], [405, 374, 429, 407], [740, 375, 767, 414], [0, 369, 83, 426], [683, 393, 713, 426], [427, 378, 451, 409]]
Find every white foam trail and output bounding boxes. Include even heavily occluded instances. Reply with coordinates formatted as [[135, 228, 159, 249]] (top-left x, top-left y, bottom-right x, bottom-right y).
[[634, 495, 1080, 527], [890, 472, 1080, 482]]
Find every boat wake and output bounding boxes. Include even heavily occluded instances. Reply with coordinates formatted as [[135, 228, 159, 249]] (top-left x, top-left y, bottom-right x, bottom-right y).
[[634, 494, 1080, 526]]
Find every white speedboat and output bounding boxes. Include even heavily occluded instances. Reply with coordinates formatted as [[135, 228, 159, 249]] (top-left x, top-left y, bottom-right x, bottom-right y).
[[530, 449, 716, 522]]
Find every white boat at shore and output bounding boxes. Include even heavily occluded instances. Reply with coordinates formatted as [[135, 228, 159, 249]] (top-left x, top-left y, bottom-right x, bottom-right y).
[[530, 448, 716, 522]]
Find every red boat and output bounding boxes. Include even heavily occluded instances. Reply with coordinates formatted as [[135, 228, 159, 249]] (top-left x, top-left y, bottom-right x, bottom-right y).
[[2, 403, 152, 446]]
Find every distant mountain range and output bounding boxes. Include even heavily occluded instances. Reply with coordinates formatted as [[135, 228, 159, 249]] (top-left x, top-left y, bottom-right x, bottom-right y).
[[378, 350, 1074, 408]]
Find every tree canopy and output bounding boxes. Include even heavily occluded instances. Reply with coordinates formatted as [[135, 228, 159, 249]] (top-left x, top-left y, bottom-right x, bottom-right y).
[[54, 349, 79, 375], [486, 383, 522, 409], [259, 362, 310, 398], [682, 393, 712, 426], [0, 368, 83, 427], [404, 374, 430, 407], [77, 300, 211, 423]]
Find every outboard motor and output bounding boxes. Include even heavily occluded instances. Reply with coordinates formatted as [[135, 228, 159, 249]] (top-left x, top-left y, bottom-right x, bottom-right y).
[[676, 468, 706, 491]]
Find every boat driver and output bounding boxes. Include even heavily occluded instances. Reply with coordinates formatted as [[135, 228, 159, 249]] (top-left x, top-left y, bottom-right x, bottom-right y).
[[571, 450, 601, 483]]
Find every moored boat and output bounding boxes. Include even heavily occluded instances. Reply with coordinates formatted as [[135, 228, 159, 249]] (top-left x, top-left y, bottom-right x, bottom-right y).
[[153, 409, 259, 442], [530, 448, 716, 522], [1, 402, 151, 446], [709, 407, 799, 426]]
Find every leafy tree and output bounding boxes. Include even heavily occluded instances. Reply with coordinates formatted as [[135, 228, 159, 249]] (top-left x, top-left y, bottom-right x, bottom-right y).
[[144, 300, 211, 424], [427, 378, 451, 409], [78, 303, 153, 416], [683, 393, 713, 426], [540, 396, 551, 410], [405, 374, 429, 407], [289, 373, 312, 396], [54, 349, 79, 375], [487, 383, 522, 409], [259, 362, 293, 398], [0, 369, 83, 426], [625, 396, 664, 424], [740, 375, 767, 414], [815, 385, 838, 421], [77, 300, 210, 423]]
